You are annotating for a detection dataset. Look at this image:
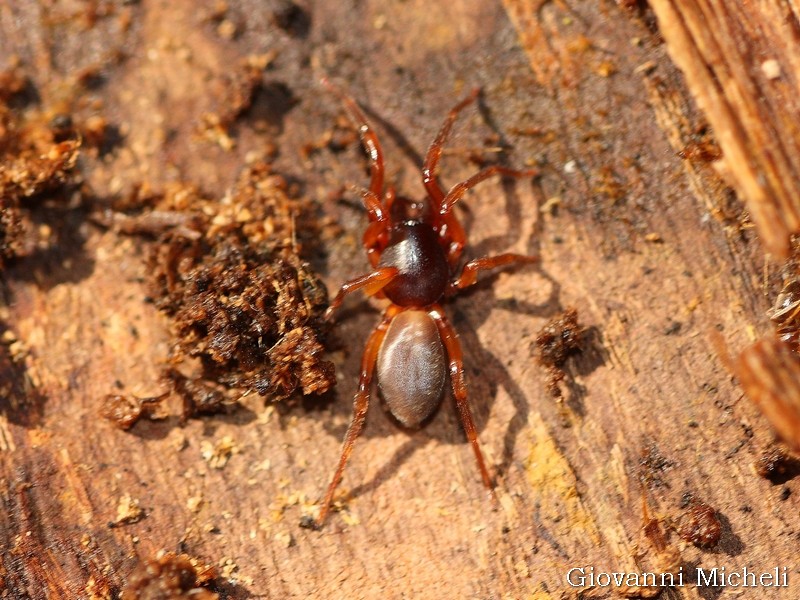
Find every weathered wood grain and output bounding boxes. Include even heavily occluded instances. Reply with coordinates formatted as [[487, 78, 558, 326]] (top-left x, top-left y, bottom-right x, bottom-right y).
[[737, 339, 800, 454], [1, 0, 798, 599], [648, 0, 800, 258]]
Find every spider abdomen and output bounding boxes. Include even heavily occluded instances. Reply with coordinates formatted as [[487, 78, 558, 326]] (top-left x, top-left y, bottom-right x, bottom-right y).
[[379, 222, 449, 307], [377, 310, 446, 427]]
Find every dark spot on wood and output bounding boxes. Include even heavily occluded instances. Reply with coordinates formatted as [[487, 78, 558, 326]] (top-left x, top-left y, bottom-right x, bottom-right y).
[[755, 443, 800, 483], [534, 307, 585, 399], [675, 494, 722, 549]]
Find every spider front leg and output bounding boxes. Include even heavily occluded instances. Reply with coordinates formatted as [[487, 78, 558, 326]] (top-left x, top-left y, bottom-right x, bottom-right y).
[[359, 188, 391, 267], [422, 88, 480, 207], [440, 165, 538, 215], [324, 80, 394, 264], [314, 309, 395, 528], [422, 89, 479, 266], [428, 306, 497, 502], [447, 253, 538, 296], [322, 77, 385, 198], [437, 165, 536, 266], [324, 266, 399, 321]]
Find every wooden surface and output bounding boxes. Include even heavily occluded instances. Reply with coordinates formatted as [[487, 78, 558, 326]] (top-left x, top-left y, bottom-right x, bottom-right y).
[[1, 0, 799, 598]]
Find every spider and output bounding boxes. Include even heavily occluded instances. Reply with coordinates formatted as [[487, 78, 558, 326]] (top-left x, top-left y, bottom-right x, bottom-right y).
[[314, 79, 536, 527]]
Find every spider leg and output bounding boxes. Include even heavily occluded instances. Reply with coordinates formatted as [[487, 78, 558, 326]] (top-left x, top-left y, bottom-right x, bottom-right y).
[[422, 88, 479, 207], [359, 188, 390, 267], [440, 165, 537, 215], [422, 90, 479, 267], [448, 253, 537, 296], [428, 305, 497, 503], [315, 308, 396, 527], [324, 266, 399, 321], [322, 77, 385, 199]]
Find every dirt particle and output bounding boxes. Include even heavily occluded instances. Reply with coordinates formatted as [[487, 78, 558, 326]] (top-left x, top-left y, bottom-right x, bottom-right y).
[[638, 442, 674, 489], [200, 436, 239, 469], [534, 307, 584, 399], [595, 60, 616, 77], [756, 443, 800, 483], [761, 59, 781, 80], [644, 232, 663, 243], [120, 552, 217, 600], [218, 557, 239, 581], [674, 494, 721, 549], [186, 495, 204, 513], [677, 125, 722, 163], [274, 530, 294, 548], [110, 494, 145, 527], [100, 393, 169, 430]]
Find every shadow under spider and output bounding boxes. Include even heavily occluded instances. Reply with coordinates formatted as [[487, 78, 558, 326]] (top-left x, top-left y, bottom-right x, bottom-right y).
[[349, 435, 433, 499], [453, 278, 561, 480], [123, 402, 259, 442]]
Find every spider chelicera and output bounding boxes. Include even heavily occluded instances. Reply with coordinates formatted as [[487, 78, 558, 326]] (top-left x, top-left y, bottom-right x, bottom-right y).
[[314, 79, 536, 527]]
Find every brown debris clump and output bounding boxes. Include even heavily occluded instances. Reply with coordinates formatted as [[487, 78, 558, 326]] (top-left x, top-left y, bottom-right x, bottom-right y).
[[638, 442, 674, 489], [145, 162, 334, 401], [0, 139, 80, 202], [120, 553, 218, 600], [0, 64, 81, 266], [534, 307, 584, 398]]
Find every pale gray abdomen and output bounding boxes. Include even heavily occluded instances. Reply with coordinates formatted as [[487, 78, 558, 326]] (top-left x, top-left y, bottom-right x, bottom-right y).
[[377, 310, 447, 427]]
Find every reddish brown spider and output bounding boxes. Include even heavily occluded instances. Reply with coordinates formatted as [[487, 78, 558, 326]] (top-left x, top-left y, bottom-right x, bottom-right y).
[[315, 79, 536, 527]]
